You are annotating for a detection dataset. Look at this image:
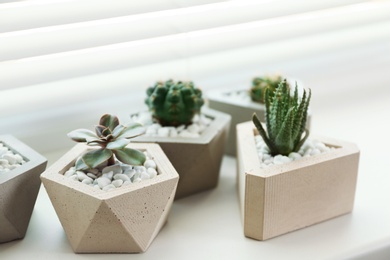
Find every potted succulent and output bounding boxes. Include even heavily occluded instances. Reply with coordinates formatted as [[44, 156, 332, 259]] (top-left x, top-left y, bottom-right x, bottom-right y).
[[131, 79, 231, 199], [207, 74, 311, 156], [0, 135, 47, 243], [40, 114, 179, 253], [236, 81, 360, 241]]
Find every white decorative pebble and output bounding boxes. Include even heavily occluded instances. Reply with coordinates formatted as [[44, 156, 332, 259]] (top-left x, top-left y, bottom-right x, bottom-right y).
[[65, 152, 158, 190], [102, 165, 122, 175], [97, 177, 111, 189], [147, 168, 158, 178], [103, 184, 116, 191], [82, 179, 93, 185], [144, 160, 156, 169], [157, 127, 170, 137], [3, 154, 16, 165], [112, 179, 123, 188], [114, 174, 130, 182]]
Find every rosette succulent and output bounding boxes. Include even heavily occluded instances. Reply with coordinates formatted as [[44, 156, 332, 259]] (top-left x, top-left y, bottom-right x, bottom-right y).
[[67, 114, 146, 171], [250, 75, 289, 104], [145, 79, 204, 126], [252, 79, 311, 156]]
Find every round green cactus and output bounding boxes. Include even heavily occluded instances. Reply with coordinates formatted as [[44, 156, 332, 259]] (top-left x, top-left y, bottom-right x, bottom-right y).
[[250, 75, 288, 104], [145, 80, 204, 126]]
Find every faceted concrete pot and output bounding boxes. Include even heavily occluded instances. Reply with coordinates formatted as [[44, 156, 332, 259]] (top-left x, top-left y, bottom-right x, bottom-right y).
[[207, 87, 311, 156], [133, 107, 230, 200], [236, 121, 359, 241], [0, 135, 47, 243], [41, 143, 179, 253]]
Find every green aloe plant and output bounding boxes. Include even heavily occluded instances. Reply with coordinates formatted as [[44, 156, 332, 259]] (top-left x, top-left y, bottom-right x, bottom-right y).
[[145, 79, 204, 126], [68, 114, 146, 171], [252, 79, 311, 156], [250, 75, 288, 104]]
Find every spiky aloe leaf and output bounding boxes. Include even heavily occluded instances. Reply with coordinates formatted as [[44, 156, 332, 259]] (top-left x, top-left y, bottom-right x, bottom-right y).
[[99, 114, 119, 131], [253, 80, 311, 156], [114, 148, 146, 165], [80, 149, 113, 169], [252, 113, 276, 152], [67, 129, 97, 142]]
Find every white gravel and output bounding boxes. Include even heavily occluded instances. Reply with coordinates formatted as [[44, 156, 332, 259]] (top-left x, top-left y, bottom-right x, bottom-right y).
[[130, 112, 212, 138], [0, 142, 26, 173], [255, 135, 335, 169], [64, 151, 158, 191]]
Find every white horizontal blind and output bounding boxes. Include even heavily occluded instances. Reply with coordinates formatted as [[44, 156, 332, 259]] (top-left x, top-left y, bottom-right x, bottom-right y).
[[1, 0, 389, 156]]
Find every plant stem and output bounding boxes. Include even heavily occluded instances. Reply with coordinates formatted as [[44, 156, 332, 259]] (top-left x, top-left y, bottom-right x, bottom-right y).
[[107, 155, 115, 166]]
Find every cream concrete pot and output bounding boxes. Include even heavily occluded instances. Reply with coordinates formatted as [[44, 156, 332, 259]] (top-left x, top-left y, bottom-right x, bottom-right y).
[[207, 87, 311, 156], [132, 107, 231, 200], [41, 143, 179, 253], [0, 135, 47, 243], [236, 121, 359, 241]]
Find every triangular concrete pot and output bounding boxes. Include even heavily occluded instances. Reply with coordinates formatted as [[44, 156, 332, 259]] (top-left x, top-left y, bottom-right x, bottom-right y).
[[132, 107, 231, 199], [41, 143, 179, 253], [207, 87, 311, 156], [236, 121, 359, 241], [0, 135, 47, 243]]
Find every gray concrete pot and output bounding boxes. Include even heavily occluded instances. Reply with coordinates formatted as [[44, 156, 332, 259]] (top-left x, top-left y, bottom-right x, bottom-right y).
[[132, 107, 231, 199], [207, 87, 311, 156], [0, 135, 47, 243], [41, 143, 179, 253]]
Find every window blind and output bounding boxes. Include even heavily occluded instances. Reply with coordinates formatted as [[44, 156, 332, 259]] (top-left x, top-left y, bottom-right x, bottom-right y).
[[0, 0, 389, 155]]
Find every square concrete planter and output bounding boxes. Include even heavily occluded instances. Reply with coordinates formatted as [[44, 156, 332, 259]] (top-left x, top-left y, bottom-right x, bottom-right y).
[[236, 121, 360, 241], [41, 143, 179, 253], [207, 87, 311, 156], [0, 135, 47, 243], [132, 107, 231, 199]]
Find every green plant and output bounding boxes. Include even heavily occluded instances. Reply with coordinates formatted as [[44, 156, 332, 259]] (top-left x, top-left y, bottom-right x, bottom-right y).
[[250, 75, 288, 104], [252, 79, 311, 156], [68, 114, 146, 170], [145, 79, 204, 126]]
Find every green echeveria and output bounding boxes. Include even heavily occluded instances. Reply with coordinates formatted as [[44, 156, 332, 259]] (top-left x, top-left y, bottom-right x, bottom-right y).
[[252, 79, 311, 156], [250, 75, 289, 104], [67, 114, 146, 171], [145, 79, 204, 126]]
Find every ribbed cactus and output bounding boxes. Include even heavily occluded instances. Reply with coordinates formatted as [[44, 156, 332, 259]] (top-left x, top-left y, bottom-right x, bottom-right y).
[[252, 79, 311, 156], [145, 79, 204, 126], [250, 75, 288, 104]]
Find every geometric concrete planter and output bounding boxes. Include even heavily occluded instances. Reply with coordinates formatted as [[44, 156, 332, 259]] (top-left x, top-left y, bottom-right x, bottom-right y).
[[40, 143, 179, 253], [207, 87, 311, 156], [236, 121, 360, 241], [0, 135, 47, 243], [132, 107, 231, 200]]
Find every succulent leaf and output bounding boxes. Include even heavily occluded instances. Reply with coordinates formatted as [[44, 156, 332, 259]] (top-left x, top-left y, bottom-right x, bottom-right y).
[[80, 149, 113, 169], [106, 138, 130, 150], [99, 114, 119, 131], [75, 157, 89, 171], [114, 148, 146, 165], [115, 123, 145, 139], [145, 79, 204, 126], [252, 80, 311, 156], [67, 129, 97, 142]]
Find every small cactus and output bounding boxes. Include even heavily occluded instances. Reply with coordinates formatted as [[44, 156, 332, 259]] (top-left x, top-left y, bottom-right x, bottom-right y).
[[67, 114, 146, 171], [252, 79, 311, 156], [145, 79, 204, 126], [250, 75, 289, 104]]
